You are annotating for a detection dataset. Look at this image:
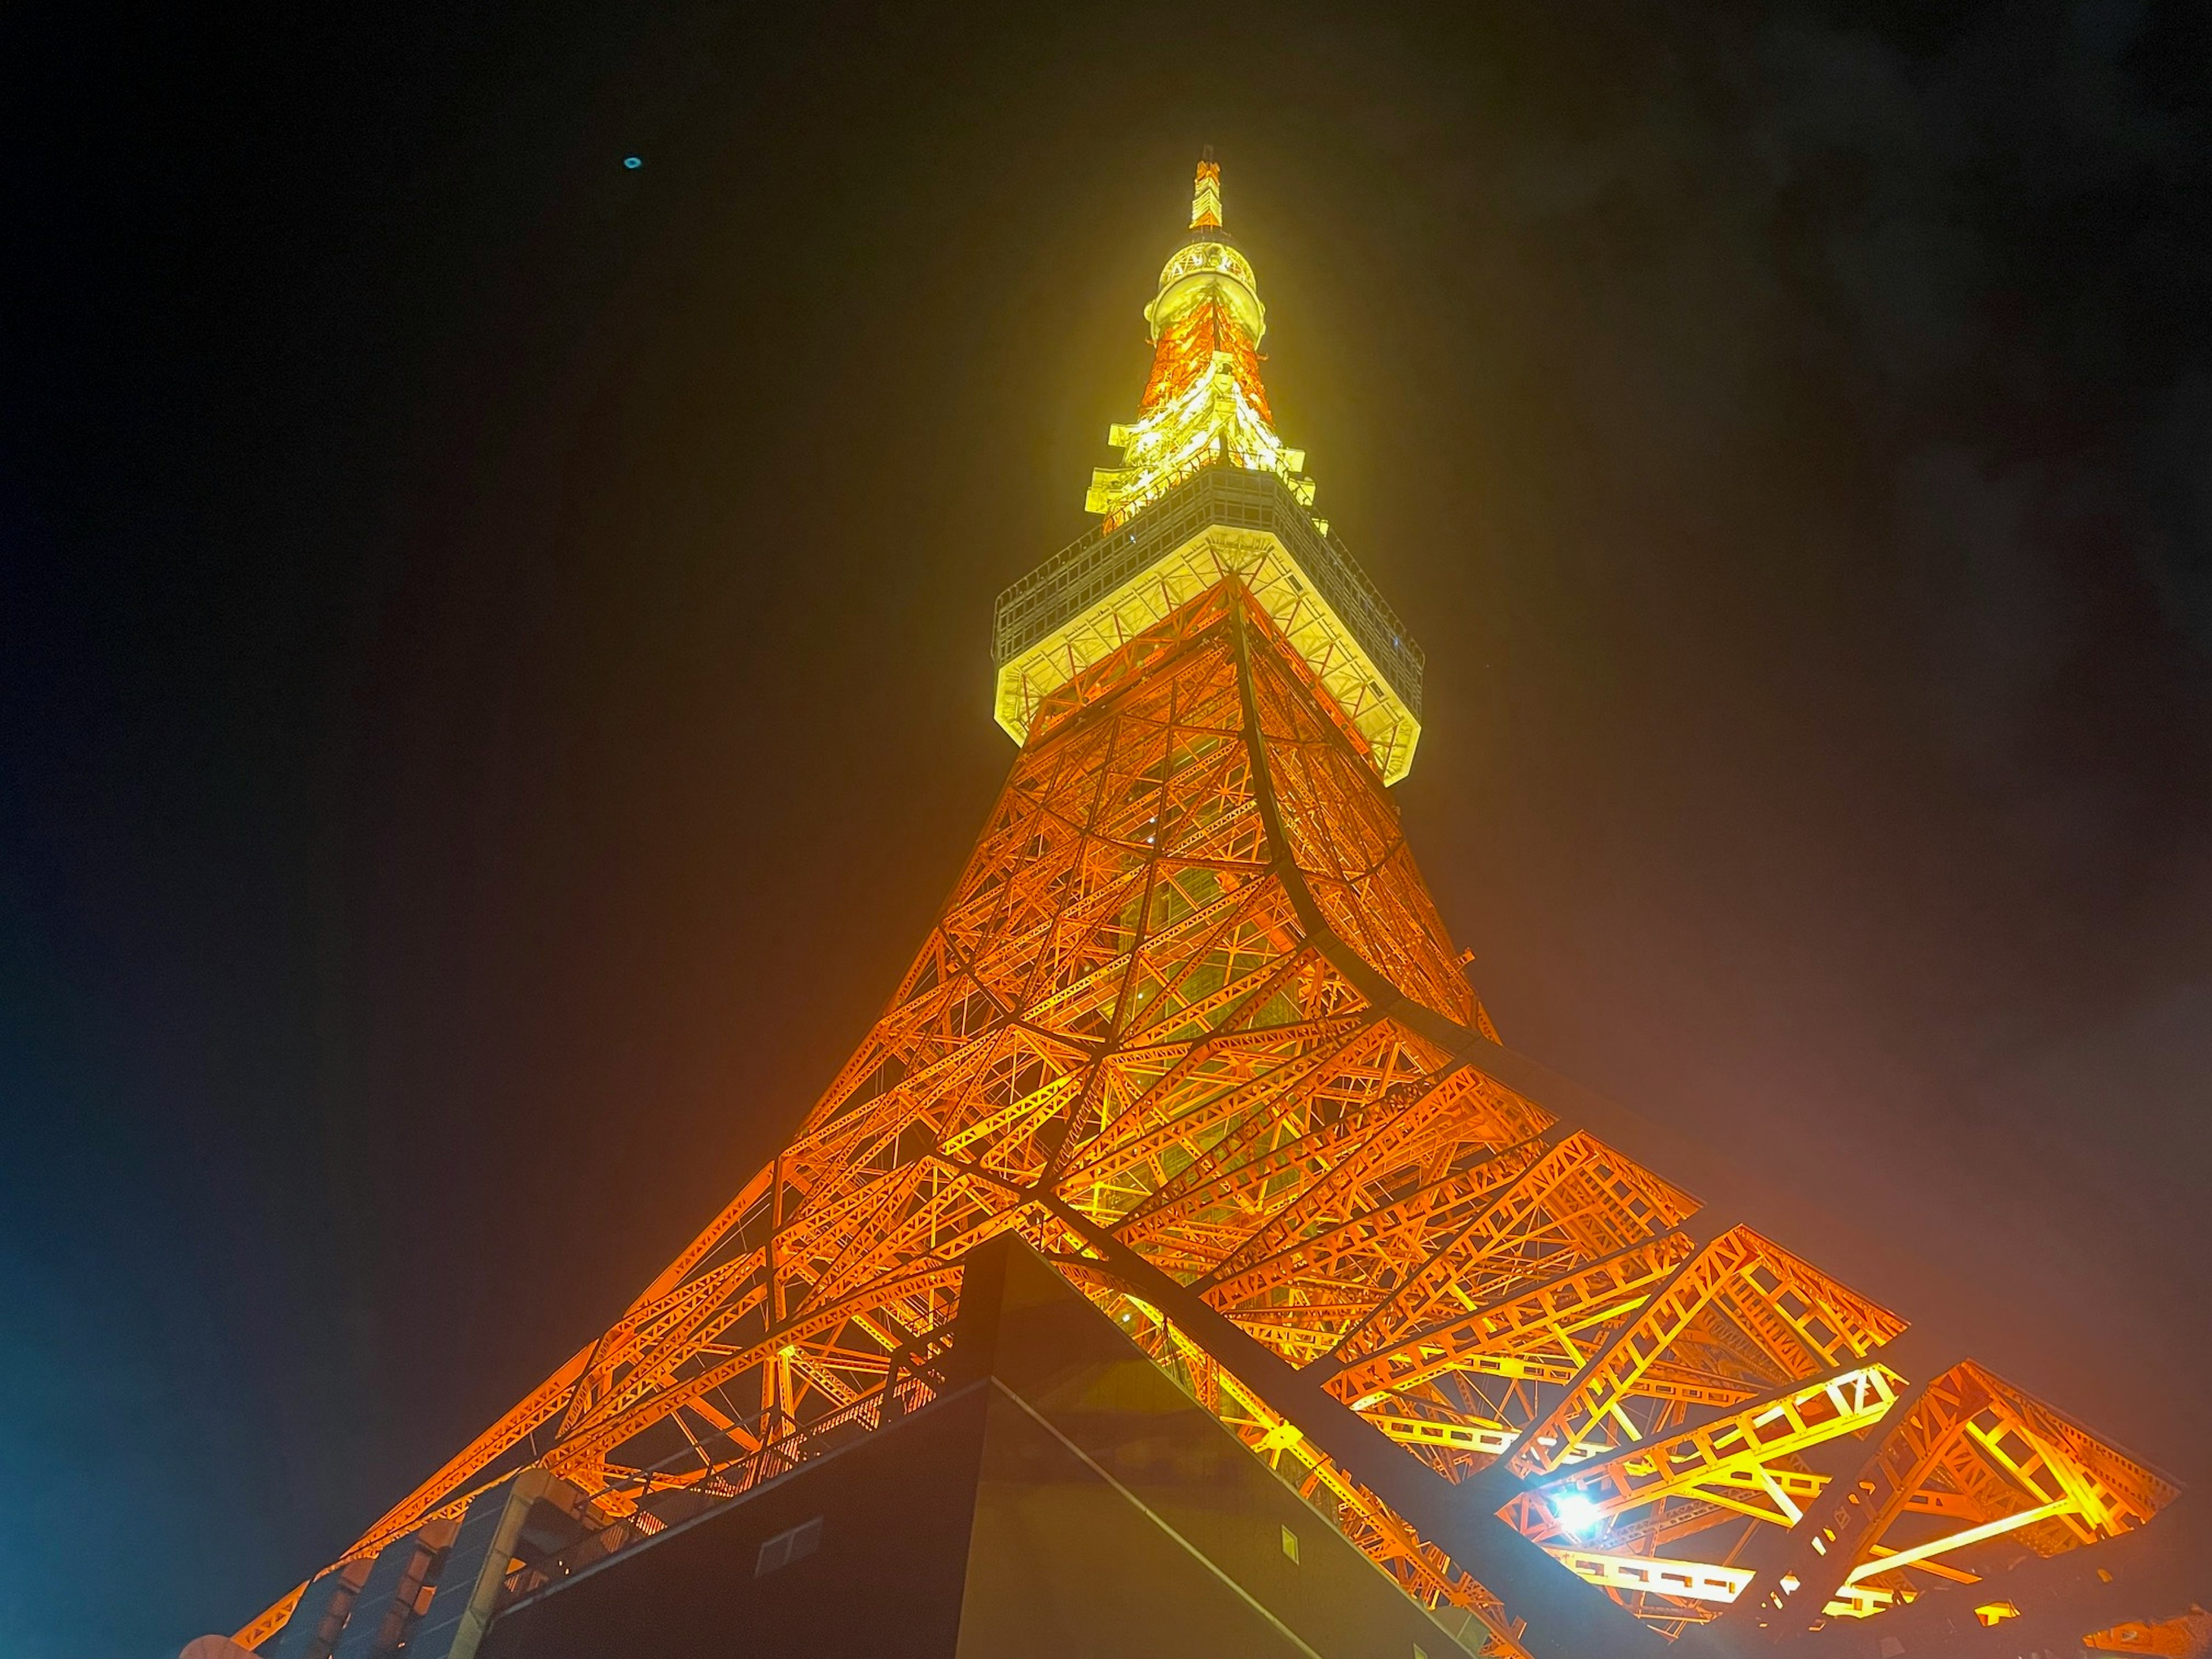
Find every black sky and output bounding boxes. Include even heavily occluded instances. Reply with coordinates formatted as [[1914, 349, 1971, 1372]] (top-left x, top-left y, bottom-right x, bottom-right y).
[[3, 5, 2210, 1655]]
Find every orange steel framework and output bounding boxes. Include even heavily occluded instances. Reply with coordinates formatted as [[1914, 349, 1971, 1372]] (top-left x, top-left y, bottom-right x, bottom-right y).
[[236, 157, 2191, 1658]]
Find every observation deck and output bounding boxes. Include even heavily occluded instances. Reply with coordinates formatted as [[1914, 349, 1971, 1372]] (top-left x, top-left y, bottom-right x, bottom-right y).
[[991, 461, 1427, 783]]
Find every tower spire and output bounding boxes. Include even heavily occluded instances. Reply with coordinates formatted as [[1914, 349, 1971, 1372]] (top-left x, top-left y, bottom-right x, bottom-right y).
[[1190, 145, 1222, 229], [1084, 154, 1319, 531]]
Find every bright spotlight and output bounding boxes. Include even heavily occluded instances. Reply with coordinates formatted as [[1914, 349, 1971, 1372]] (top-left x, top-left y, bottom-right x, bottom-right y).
[[1553, 1493, 1603, 1536]]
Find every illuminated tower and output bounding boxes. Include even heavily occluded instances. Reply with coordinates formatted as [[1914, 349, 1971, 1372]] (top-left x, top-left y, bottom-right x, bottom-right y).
[[217, 157, 2194, 1659]]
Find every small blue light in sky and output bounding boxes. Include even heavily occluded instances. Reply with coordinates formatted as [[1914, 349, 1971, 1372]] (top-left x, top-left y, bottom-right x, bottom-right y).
[[623, 156, 642, 170]]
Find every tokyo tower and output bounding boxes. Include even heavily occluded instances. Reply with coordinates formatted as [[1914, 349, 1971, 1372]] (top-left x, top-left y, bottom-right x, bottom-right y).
[[211, 155, 2196, 1659]]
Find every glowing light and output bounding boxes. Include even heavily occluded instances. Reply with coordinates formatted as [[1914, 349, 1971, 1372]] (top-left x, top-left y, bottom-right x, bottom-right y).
[[1554, 1493, 1604, 1537], [623, 156, 641, 169]]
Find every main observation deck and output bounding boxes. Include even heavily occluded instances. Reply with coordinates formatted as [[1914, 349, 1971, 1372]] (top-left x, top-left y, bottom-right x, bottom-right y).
[[991, 461, 1427, 783]]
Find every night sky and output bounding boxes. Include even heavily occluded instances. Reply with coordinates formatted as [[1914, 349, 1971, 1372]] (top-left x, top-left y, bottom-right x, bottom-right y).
[[5, 5, 2210, 1656]]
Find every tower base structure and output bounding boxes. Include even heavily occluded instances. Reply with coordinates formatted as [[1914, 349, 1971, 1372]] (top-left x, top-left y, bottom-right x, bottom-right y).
[[483, 1235, 1497, 1659], [235, 1236, 2207, 1659]]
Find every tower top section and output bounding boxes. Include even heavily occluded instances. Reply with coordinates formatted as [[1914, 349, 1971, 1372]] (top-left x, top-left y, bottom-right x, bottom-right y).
[[1086, 154, 1313, 533], [994, 156, 1427, 785]]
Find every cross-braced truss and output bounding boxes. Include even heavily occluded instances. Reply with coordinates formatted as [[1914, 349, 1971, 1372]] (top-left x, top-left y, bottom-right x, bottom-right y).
[[243, 580, 2176, 1654]]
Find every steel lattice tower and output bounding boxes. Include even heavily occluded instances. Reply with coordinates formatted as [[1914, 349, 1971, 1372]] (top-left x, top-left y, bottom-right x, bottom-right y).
[[229, 156, 2190, 1659]]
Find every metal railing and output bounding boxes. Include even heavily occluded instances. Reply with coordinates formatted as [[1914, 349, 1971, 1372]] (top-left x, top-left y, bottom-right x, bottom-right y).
[[494, 1372, 942, 1609], [991, 461, 1426, 717]]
